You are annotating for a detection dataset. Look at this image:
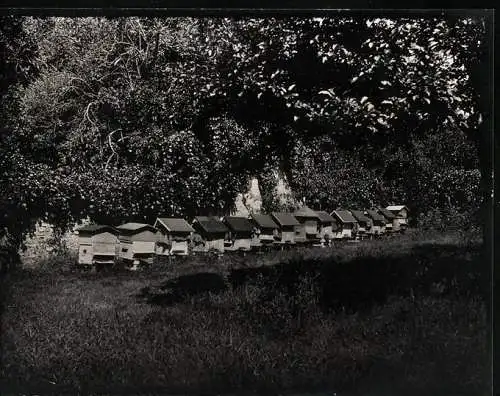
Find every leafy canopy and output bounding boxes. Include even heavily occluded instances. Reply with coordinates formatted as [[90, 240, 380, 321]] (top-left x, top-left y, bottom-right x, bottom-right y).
[[0, 15, 486, 242]]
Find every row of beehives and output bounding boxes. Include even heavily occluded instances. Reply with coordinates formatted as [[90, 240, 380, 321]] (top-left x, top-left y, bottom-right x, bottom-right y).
[[76, 205, 409, 268]]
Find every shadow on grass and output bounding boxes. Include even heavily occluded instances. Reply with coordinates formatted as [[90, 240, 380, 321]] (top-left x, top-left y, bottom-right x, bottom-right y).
[[138, 242, 484, 313], [137, 272, 229, 306]]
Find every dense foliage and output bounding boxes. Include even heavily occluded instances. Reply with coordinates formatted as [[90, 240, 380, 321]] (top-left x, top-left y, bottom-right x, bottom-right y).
[[0, 15, 488, 246]]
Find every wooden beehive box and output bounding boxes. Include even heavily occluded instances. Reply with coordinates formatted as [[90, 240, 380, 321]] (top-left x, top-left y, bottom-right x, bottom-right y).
[[223, 216, 254, 252], [77, 224, 119, 267], [378, 208, 397, 233], [116, 223, 160, 265], [315, 211, 336, 245], [154, 217, 194, 256], [191, 216, 229, 254], [386, 205, 410, 232], [249, 213, 279, 249], [293, 205, 322, 245], [350, 210, 372, 239], [365, 210, 387, 236], [270, 212, 301, 247], [331, 210, 358, 239]]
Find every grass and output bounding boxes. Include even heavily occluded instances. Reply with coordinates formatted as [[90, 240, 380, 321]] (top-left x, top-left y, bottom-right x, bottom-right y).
[[0, 230, 490, 395]]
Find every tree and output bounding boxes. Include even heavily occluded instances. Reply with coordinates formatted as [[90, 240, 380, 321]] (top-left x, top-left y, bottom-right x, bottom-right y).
[[7, 17, 272, 235], [0, 16, 39, 255], [1, 15, 490, 255]]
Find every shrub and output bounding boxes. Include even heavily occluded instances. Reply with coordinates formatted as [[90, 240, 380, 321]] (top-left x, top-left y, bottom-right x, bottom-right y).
[[416, 206, 480, 232]]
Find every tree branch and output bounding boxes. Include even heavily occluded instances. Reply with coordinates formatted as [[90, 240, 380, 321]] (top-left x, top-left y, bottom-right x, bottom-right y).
[[105, 128, 122, 172], [84, 101, 97, 127]]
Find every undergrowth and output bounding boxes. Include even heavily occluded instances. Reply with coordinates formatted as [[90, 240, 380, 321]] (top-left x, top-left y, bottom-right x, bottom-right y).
[[0, 232, 489, 395]]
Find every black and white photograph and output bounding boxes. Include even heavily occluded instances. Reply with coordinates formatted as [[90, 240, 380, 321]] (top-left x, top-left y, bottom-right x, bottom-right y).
[[0, 8, 493, 395]]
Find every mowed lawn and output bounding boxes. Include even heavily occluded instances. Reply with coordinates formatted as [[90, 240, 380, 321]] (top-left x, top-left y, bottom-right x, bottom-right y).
[[0, 232, 490, 395]]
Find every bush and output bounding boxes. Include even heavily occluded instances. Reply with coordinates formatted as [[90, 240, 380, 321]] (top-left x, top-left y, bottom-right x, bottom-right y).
[[416, 207, 482, 247], [35, 245, 77, 273], [417, 206, 479, 232]]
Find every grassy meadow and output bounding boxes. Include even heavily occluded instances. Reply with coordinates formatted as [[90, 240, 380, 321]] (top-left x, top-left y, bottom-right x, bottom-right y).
[[0, 231, 490, 395]]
